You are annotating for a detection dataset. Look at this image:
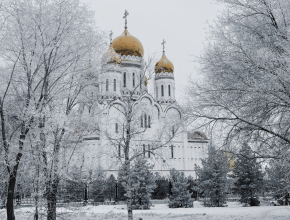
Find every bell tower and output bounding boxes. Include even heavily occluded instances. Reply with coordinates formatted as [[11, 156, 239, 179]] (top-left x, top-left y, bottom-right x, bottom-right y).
[[154, 40, 176, 105]]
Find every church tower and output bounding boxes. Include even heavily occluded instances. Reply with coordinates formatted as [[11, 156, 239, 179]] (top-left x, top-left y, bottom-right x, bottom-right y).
[[111, 10, 146, 100], [154, 40, 175, 105], [100, 32, 122, 101]]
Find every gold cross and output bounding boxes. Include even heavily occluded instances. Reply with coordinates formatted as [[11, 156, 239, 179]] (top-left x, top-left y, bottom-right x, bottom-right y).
[[162, 39, 166, 52], [123, 10, 129, 30]]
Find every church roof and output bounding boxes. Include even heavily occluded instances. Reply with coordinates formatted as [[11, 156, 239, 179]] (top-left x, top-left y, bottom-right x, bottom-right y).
[[187, 131, 207, 140]]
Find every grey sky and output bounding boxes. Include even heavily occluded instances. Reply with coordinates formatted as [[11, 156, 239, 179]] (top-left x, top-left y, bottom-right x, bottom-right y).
[[81, 0, 223, 99]]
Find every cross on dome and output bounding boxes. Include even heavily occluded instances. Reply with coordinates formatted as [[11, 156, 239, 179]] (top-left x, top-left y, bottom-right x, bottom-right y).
[[123, 10, 129, 30], [162, 39, 166, 53], [109, 31, 113, 44]]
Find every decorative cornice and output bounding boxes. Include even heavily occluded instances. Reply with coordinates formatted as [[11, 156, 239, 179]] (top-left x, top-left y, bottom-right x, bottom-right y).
[[155, 72, 174, 80], [121, 54, 142, 62]]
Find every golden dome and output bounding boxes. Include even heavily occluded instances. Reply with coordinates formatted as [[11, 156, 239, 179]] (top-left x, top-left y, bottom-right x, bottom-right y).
[[112, 29, 144, 57], [155, 52, 174, 73], [102, 44, 121, 65]]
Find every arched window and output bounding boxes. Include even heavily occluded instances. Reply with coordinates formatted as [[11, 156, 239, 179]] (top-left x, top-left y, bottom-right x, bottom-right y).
[[161, 85, 164, 96], [118, 144, 121, 157], [171, 145, 174, 158], [148, 145, 151, 158], [115, 123, 118, 133], [148, 116, 151, 128], [141, 115, 143, 127], [144, 114, 147, 128], [106, 79, 109, 91], [168, 85, 171, 96], [133, 73, 135, 87], [114, 79, 116, 91], [123, 72, 126, 87], [156, 86, 158, 98]]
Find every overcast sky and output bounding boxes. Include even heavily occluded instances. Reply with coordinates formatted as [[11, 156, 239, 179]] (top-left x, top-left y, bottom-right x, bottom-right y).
[[81, 0, 223, 100]]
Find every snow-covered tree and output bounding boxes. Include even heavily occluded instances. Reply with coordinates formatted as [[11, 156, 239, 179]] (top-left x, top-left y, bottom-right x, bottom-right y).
[[185, 0, 290, 170], [130, 157, 156, 210], [195, 146, 229, 207], [265, 159, 290, 205], [0, 0, 105, 219], [168, 168, 193, 208], [230, 144, 264, 206]]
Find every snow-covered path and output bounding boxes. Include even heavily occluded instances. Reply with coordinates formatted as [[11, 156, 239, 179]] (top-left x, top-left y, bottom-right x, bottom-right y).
[[0, 202, 289, 220]]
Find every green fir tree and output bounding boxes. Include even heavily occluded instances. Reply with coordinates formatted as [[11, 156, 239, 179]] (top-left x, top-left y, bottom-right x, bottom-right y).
[[168, 169, 193, 208], [196, 146, 229, 207], [231, 144, 264, 206], [130, 157, 157, 210]]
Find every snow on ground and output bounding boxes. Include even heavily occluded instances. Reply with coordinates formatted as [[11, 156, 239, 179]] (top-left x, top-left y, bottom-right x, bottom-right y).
[[0, 202, 289, 220]]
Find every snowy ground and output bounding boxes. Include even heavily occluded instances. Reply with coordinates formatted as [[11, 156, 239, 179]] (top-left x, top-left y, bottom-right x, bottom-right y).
[[0, 202, 289, 220]]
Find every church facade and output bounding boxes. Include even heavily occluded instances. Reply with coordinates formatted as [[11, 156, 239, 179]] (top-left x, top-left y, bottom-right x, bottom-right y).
[[73, 14, 208, 178]]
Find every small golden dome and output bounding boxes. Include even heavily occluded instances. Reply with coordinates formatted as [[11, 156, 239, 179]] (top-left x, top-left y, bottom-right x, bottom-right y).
[[112, 29, 144, 57], [102, 44, 121, 65], [155, 52, 174, 73]]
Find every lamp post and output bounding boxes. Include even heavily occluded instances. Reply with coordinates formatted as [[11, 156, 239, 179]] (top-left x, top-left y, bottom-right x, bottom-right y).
[[83, 178, 88, 206], [115, 180, 118, 203]]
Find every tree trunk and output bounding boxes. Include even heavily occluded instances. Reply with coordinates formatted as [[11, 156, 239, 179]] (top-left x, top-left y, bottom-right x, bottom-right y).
[[47, 180, 58, 220], [6, 147, 23, 220], [125, 159, 133, 220], [6, 172, 17, 220]]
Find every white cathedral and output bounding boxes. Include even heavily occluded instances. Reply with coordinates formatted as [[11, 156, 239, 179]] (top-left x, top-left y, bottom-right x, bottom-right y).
[[72, 13, 208, 178]]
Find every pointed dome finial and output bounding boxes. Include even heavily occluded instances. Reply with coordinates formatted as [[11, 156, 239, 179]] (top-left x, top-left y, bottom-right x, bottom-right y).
[[162, 39, 166, 54], [109, 31, 113, 45], [123, 10, 129, 31]]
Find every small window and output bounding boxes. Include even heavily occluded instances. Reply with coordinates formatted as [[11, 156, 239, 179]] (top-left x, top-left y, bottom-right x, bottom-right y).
[[106, 79, 109, 91], [161, 85, 164, 96], [141, 115, 143, 127], [115, 123, 118, 133], [133, 73, 135, 87], [168, 85, 171, 96], [171, 145, 174, 158], [123, 72, 126, 87], [156, 86, 158, 98], [118, 144, 121, 157], [114, 79, 116, 91], [143, 144, 146, 157]]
